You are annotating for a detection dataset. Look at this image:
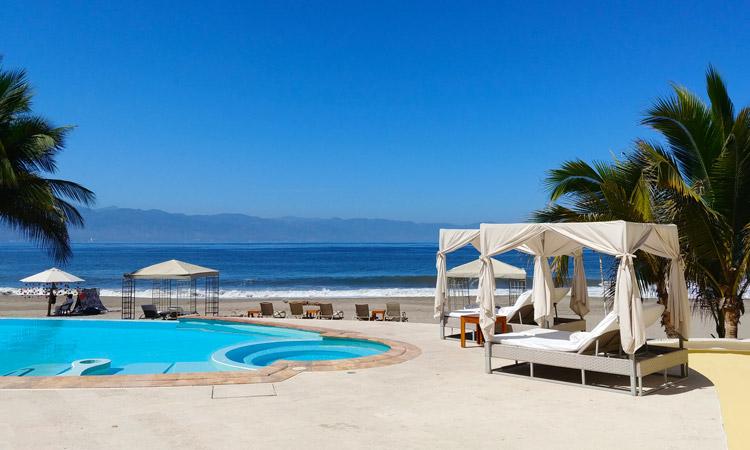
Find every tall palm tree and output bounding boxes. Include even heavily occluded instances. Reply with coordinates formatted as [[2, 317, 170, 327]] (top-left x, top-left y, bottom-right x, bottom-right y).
[[637, 66, 750, 338], [533, 158, 680, 337], [0, 61, 94, 262]]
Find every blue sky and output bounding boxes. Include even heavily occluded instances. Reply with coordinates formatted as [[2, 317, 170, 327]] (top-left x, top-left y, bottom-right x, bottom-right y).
[[3, 1, 749, 223]]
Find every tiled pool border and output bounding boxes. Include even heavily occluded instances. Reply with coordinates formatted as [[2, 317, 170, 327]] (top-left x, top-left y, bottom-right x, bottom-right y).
[[0, 317, 421, 389]]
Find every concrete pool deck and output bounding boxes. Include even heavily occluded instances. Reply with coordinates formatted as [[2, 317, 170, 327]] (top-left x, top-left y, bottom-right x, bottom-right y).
[[0, 319, 727, 449]]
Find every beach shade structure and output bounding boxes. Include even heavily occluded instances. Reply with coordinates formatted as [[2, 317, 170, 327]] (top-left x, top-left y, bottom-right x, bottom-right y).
[[20, 268, 85, 316], [472, 221, 690, 355], [121, 259, 220, 319], [20, 268, 84, 284], [446, 258, 526, 280], [446, 257, 527, 308]]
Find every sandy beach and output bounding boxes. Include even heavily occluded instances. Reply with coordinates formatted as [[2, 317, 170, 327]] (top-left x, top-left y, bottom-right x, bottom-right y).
[[0, 293, 741, 339]]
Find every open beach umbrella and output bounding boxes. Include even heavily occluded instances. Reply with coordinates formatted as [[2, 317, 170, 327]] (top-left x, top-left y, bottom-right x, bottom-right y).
[[21, 268, 84, 316], [20, 268, 84, 284]]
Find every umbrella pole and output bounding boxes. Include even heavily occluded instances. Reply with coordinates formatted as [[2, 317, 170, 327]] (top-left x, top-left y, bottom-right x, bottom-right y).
[[47, 283, 56, 317]]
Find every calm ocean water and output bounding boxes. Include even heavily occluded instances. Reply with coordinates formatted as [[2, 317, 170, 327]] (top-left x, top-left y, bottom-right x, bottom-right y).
[[0, 243, 614, 298]]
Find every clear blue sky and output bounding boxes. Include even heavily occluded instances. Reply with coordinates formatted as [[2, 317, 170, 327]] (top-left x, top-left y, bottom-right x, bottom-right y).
[[3, 1, 749, 223]]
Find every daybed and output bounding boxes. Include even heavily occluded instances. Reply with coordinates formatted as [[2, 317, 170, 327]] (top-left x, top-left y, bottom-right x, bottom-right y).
[[488, 302, 688, 395]]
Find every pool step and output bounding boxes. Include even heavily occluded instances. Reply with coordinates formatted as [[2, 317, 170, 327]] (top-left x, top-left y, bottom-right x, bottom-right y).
[[60, 359, 111, 376], [4, 364, 71, 377]]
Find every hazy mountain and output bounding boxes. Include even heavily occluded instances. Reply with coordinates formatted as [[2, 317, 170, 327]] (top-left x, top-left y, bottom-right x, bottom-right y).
[[0, 207, 470, 243]]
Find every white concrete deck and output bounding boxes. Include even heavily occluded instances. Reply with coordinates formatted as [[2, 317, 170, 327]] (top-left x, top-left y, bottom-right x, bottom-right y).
[[0, 320, 726, 449]]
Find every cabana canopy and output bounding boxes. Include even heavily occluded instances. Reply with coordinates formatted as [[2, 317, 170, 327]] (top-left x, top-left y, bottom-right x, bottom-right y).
[[477, 221, 690, 354], [20, 268, 84, 284], [447, 258, 526, 280], [126, 259, 219, 280]]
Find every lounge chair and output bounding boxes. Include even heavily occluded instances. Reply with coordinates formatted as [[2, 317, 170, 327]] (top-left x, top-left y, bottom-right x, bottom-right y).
[[442, 289, 585, 339], [488, 303, 688, 396], [355, 304, 371, 321], [54, 297, 75, 316], [384, 302, 408, 322], [289, 302, 304, 319], [318, 303, 344, 320], [140, 304, 168, 320], [260, 302, 286, 318]]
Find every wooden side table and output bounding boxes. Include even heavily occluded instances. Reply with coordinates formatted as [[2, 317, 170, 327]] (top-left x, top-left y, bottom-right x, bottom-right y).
[[370, 309, 385, 321], [247, 309, 261, 318], [460, 314, 507, 348], [304, 308, 320, 319]]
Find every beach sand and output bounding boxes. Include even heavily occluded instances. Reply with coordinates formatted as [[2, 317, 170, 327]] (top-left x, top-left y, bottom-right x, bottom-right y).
[[0, 293, 741, 339]]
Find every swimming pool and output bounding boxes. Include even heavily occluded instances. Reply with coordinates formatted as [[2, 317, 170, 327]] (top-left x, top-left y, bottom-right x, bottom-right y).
[[0, 318, 390, 377]]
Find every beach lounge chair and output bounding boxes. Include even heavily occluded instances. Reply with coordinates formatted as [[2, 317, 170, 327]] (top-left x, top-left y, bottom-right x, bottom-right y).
[[355, 304, 371, 321], [384, 302, 408, 322], [318, 303, 343, 320], [289, 302, 304, 319], [140, 304, 168, 320], [488, 302, 688, 396], [260, 302, 286, 318], [442, 289, 585, 339], [54, 297, 75, 316]]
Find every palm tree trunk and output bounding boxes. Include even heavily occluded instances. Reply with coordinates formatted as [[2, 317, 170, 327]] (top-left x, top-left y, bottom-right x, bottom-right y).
[[656, 278, 679, 338], [722, 298, 740, 339]]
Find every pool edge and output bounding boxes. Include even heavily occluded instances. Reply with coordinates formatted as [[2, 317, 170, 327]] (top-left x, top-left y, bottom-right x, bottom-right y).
[[0, 317, 421, 389]]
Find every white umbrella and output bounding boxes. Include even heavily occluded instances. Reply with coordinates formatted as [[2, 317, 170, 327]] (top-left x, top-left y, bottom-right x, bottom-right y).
[[20, 268, 84, 284]]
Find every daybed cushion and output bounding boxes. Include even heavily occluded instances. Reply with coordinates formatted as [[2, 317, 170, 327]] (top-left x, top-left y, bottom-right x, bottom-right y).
[[492, 302, 665, 353]]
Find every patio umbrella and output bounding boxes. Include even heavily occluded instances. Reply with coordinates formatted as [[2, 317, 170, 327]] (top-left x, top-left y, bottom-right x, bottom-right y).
[[20, 268, 84, 316], [20, 268, 85, 284]]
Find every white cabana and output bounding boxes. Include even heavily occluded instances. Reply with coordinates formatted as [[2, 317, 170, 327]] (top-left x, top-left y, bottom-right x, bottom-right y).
[[477, 221, 690, 354], [446, 258, 526, 280], [20, 268, 84, 284], [434, 229, 480, 319]]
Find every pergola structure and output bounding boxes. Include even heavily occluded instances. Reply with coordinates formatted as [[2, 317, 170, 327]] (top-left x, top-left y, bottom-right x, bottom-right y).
[[121, 259, 220, 319]]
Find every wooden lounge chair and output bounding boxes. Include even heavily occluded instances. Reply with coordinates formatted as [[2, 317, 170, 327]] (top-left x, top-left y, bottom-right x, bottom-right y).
[[318, 303, 343, 320], [384, 302, 408, 322], [355, 304, 371, 321], [140, 304, 168, 320], [289, 302, 304, 319], [260, 302, 286, 318]]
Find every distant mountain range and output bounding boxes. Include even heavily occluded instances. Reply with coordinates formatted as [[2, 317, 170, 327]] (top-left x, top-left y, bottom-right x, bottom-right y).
[[0, 207, 471, 243]]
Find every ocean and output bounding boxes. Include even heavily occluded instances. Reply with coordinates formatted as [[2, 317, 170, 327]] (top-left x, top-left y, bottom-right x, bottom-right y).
[[0, 243, 615, 298]]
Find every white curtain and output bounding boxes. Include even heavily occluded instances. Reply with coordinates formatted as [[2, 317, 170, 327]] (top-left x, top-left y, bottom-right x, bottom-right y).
[[539, 222, 653, 354], [522, 236, 556, 327], [570, 249, 590, 317], [478, 224, 545, 338], [434, 229, 480, 318], [645, 226, 690, 337], [668, 258, 690, 337]]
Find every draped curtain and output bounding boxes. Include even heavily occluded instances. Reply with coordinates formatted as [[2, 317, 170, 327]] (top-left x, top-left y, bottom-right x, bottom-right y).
[[434, 229, 480, 318], [570, 249, 590, 317]]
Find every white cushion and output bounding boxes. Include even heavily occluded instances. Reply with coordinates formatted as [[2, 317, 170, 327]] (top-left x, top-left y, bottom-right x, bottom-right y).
[[492, 302, 666, 353]]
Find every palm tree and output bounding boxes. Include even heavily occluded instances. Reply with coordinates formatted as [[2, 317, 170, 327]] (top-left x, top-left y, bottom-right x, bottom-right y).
[[0, 61, 94, 263], [637, 66, 750, 338], [533, 158, 680, 337]]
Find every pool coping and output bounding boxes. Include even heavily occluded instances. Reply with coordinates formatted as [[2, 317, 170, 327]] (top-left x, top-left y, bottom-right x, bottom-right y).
[[0, 317, 421, 389]]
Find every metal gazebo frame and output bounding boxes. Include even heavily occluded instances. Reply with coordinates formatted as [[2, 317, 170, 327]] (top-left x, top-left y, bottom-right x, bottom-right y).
[[121, 260, 220, 319]]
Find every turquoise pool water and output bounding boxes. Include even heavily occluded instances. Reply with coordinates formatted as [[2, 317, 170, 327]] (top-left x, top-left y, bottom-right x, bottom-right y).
[[0, 318, 389, 376]]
